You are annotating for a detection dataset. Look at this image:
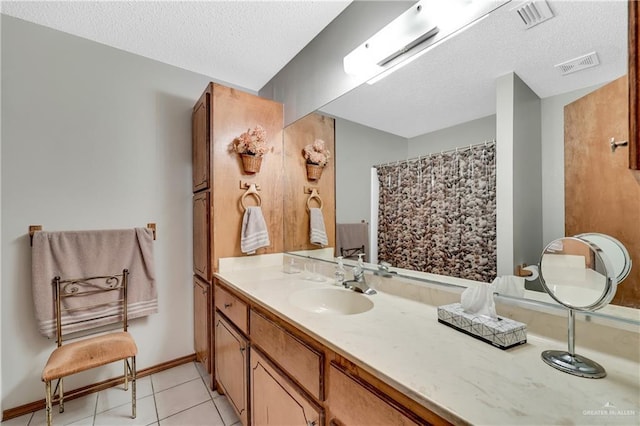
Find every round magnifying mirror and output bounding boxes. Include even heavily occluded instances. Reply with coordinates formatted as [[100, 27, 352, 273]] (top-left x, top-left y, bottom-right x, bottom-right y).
[[539, 236, 617, 311], [538, 235, 629, 379]]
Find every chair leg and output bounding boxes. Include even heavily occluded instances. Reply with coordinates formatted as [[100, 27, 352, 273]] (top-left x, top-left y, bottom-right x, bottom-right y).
[[131, 356, 137, 419], [123, 359, 128, 391], [59, 377, 64, 413], [45, 381, 52, 426]]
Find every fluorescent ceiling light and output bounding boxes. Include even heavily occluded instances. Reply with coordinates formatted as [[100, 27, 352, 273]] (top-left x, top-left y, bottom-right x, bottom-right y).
[[344, 0, 512, 84], [343, 0, 439, 79]]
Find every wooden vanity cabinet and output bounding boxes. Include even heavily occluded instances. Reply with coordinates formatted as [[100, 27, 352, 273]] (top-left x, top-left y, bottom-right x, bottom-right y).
[[215, 311, 249, 426], [193, 276, 211, 373], [211, 281, 450, 426]]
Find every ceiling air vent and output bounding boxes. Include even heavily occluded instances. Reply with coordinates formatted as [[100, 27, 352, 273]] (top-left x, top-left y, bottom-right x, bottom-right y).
[[554, 52, 600, 76], [513, 0, 554, 29]]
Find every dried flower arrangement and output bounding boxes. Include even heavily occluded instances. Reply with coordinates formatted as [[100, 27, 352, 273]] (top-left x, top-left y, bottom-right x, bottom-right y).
[[303, 139, 331, 167], [232, 125, 268, 156]]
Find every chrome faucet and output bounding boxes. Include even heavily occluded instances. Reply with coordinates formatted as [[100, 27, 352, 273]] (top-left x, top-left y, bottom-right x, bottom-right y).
[[374, 261, 397, 278], [344, 266, 377, 295]]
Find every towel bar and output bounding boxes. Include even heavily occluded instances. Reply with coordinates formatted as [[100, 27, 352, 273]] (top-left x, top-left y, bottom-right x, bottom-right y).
[[29, 224, 157, 246]]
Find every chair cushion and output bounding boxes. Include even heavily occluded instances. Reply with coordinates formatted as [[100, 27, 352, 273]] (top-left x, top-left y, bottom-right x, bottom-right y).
[[42, 331, 137, 382]]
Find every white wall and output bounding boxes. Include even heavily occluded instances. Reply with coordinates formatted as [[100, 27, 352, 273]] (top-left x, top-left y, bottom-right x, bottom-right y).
[[1, 16, 229, 409], [335, 118, 406, 223], [407, 115, 496, 156]]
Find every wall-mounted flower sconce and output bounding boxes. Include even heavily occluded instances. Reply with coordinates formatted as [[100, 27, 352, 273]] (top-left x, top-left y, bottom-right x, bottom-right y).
[[303, 139, 331, 181], [231, 125, 268, 174]]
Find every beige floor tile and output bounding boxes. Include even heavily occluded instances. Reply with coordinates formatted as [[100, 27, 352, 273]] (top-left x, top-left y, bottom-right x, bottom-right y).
[[95, 376, 153, 414], [29, 394, 97, 426], [65, 416, 94, 425], [93, 394, 156, 426], [151, 363, 200, 393], [0, 412, 32, 425], [158, 401, 223, 426], [154, 379, 210, 421], [212, 395, 239, 426], [193, 362, 209, 380]]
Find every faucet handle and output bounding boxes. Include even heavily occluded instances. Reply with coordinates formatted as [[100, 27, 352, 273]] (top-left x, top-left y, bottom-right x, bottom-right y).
[[378, 261, 391, 271]]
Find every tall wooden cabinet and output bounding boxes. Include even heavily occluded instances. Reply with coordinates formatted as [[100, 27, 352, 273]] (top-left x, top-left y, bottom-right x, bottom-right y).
[[191, 83, 283, 386]]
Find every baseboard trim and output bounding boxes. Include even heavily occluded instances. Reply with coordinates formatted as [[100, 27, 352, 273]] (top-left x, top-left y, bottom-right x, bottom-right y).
[[2, 353, 197, 422]]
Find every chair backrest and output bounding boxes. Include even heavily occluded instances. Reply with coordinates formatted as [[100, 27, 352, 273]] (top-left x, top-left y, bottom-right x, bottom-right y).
[[53, 269, 129, 347], [340, 245, 366, 261]]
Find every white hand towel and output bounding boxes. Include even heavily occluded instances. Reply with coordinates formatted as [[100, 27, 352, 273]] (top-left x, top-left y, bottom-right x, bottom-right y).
[[241, 206, 270, 254], [309, 208, 328, 247]]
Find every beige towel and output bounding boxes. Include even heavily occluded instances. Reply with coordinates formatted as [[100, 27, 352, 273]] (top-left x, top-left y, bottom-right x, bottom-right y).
[[241, 206, 270, 254], [309, 208, 328, 247], [336, 223, 369, 261], [32, 228, 157, 338]]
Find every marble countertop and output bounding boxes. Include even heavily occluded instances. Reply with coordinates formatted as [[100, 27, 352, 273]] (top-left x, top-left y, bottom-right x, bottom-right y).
[[215, 263, 640, 425]]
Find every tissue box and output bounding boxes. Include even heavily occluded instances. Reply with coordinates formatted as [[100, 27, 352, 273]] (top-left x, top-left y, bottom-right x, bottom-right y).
[[437, 303, 526, 350]]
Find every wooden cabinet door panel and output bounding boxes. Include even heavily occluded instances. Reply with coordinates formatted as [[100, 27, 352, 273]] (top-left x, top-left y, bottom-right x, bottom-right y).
[[193, 191, 210, 281], [251, 348, 322, 426], [192, 90, 210, 192], [215, 312, 248, 425], [193, 276, 211, 373]]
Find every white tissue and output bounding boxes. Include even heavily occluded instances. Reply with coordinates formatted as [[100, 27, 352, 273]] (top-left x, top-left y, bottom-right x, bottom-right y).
[[460, 283, 497, 319], [492, 275, 525, 298]]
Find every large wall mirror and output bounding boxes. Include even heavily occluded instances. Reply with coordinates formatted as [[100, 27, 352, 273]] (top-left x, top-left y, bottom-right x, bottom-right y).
[[283, 1, 639, 315]]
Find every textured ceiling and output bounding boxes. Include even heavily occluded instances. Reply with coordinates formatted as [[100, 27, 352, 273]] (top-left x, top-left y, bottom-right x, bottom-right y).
[[321, 0, 628, 138], [0, 0, 351, 91], [1, 1, 628, 138]]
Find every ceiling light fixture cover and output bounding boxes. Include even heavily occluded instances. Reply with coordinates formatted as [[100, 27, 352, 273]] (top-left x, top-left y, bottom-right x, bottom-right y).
[[343, 0, 439, 78], [343, 0, 512, 84]]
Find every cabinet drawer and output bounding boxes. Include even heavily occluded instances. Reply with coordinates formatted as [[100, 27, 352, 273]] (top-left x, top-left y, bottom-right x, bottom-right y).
[[328, 363, 424, 426], [215, 283, 248, 334], [250, 310, 322, 400]]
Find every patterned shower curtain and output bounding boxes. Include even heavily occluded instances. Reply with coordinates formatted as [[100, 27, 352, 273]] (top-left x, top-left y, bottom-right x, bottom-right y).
[[376, 143, 496, 282]]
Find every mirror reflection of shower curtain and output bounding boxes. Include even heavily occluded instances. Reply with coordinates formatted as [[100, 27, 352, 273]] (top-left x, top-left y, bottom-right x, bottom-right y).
[[375, 143, 497, 282]]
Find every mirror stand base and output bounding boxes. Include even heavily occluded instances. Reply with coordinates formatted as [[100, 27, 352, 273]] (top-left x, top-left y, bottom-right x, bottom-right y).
[[541, 350, 606, 379]]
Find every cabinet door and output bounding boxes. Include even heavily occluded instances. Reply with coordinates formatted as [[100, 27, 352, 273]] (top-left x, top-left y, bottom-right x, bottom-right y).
[[193, 191, 210, 281], [193, 276, 211, 373], [215, 312, 248, 425], [251, 348, 322, 426], [192, 89, 210, 192]]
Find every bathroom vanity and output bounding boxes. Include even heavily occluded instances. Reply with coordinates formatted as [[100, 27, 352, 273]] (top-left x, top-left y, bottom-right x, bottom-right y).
[[212, 256, 640, 426]]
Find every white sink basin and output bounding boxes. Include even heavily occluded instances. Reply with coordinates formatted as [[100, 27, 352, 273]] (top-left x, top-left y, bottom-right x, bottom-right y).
[[288, 287, 374, 315]]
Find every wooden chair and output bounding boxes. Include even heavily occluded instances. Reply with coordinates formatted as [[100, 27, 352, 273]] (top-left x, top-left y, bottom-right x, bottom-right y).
[[41, 269, 137, 426]]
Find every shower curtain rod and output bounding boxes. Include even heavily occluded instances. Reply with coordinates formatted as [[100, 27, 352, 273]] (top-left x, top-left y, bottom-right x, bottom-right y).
[[374, 139, 496, 168]]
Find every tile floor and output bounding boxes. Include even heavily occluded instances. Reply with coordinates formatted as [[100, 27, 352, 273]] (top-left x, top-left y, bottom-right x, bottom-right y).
[[2, 362, 240, 426]]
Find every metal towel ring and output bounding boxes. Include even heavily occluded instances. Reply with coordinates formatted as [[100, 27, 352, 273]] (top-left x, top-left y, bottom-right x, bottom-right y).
[[306, 188, 323, 212], [240, 184, 262, 211]]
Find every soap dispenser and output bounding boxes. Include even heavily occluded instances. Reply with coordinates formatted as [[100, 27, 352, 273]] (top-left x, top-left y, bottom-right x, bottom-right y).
[[357, 253, 365, 269], [334, 256, 346, 286]]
